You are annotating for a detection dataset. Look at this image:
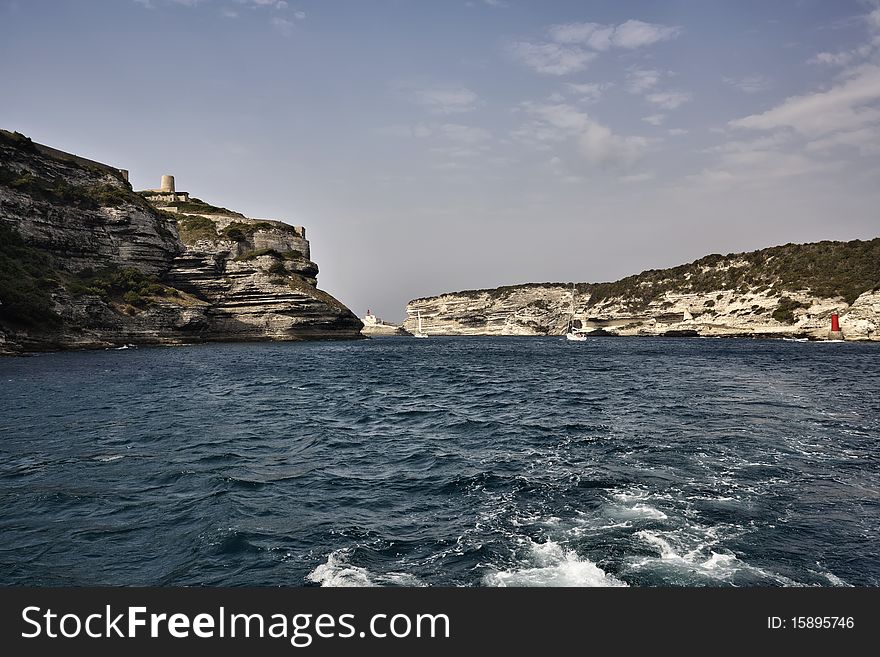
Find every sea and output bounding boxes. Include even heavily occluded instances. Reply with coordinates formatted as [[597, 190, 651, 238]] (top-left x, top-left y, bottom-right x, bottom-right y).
[[1, 336, 878, 587]]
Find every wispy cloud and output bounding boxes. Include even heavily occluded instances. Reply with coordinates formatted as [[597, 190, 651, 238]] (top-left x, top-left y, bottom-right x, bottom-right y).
[[248, 0, 289, 8], [808, 5, 879, 66], [137, 0, 296, 11], [512, 18, 681, 76], [410, 85, 482, 114], [271, 14, 304, 36], [515, 102, 647, 170], [549, 19, 681, 50], [642, 114, 666, 126], [694, 25, 880, 192], [626, 68, 662, 94], [723, 74, 771, 94], [645, 91, 692, 110], [564, 82, 610, 102], [729, 64, 880, 137], [509, 42, 597, 75]]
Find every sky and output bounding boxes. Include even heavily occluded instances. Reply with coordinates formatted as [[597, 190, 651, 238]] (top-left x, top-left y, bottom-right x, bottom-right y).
[[2, 0, 879, 321]]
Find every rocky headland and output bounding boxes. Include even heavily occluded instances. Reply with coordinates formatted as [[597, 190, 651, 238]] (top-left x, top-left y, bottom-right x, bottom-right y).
[[405, 239, 880, 341], [0, 130, 362, 354], [360, 311, 411, 337]]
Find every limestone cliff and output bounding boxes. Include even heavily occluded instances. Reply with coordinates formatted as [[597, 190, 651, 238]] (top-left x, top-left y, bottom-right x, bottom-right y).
[[405, 240, 880, 341], [0, 130, 362, 354]]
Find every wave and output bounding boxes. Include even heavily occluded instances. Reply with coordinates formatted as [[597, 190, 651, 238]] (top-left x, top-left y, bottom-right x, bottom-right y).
[[483, 539, 627, 587], [631, 530, 795, 585], [306, 549, 425, 587], [306, 549, 374, 587]]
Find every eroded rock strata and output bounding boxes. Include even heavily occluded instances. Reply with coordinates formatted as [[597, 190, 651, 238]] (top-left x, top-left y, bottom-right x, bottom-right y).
[[405, 240, 880, 341], [0, 130, 362, 354]]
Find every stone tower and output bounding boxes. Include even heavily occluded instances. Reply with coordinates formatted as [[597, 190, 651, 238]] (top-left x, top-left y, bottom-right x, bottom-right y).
[[160, 175, 175, 193]]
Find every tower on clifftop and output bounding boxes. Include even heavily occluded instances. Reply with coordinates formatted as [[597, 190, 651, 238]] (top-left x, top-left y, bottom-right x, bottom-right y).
[[160, 175, 175, 193]]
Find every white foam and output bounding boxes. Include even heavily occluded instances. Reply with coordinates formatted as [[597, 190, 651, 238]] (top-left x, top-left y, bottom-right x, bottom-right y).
[[306, 549, 374, 587], [484, 540, 627, 587], [815, 564, 850, 587], [617, 503, 668, 520], [632, 530, 796, 584], [95, 455, 124, 462], [306, 550, 426, 587]]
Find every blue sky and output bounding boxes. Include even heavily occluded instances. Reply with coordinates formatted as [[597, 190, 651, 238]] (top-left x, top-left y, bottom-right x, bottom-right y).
[[2, 0, 879, 320]]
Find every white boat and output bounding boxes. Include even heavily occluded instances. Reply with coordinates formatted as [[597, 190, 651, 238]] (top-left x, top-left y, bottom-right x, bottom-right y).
[[414, 310, 429, 338], [565, 284, 588, 342]]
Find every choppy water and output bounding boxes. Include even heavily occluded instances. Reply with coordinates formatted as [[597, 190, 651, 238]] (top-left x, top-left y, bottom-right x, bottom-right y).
[[1, 337, 878, 587]]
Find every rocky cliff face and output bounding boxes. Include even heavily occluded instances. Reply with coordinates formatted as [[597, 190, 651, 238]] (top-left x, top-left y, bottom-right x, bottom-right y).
[[405, 240, 880, 341], [0, 130, 362, 354]]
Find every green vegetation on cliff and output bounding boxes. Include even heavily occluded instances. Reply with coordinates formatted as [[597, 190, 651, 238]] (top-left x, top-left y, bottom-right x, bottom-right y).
[[67, 266, 177, 308], [175, 216, 304, 246], [0, 166, 145, 210], [176, 215, 218, 244], [772, 296, 810, 324], [420, 238, 880, 308], [0, 225, 61, 327], [582, 239, 879, 308]]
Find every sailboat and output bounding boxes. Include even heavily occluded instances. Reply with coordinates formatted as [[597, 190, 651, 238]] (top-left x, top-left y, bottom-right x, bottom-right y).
[[565, 284, 587, 342], [414, 310, 429, 338]]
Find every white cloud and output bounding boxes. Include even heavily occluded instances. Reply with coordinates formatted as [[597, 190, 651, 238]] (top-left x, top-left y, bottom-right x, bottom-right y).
[[579, 121, 648, 169], [809, 50, 860, 67], [693, 151, 829, 185], [144, 0, 296, 11], [483, 0, 508, 7], [549, 19, 681, 50], [549, 23, 615, 50], [723, 75, 771, 94], [513, 19, 680, 76], [642, 114, 666, 126], [271, 16, 295, 35], [412, 86, 482, 114], [667, 128, 688, 136], [709, 134, 790, 154], [509, 42, 597, 75], [627, 68, 662, 94], [805, 126, 880, 155], [565, 82, 609, 102], [613, 20, 682, 49], [729, 63, 880, 137], [516, 102, 647, 170], [807, 5, 880, 65], [646, 91, 692, 110], [244, 0, 289, 8], [690, 131, 841, 189]]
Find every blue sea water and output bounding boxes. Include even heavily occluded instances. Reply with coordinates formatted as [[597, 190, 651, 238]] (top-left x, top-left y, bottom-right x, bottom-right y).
[[1, 337, 878, 587]]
